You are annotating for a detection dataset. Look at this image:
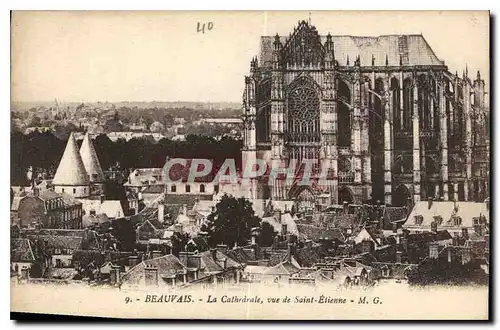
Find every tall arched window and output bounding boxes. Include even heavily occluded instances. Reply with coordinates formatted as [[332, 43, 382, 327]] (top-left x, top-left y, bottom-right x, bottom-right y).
[[256, 79, 271, 143], [402, 78, 413, 131], [288, 84, 320, 144], [337, 79, 351, 147], [391, 77, 401, 131]]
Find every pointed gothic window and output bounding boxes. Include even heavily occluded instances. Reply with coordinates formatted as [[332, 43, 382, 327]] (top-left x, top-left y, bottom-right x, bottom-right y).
[[288, 84, 320, 143]]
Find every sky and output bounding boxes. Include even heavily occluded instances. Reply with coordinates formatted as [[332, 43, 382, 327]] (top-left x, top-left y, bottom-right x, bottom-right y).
[[11, 10, 489, 103]]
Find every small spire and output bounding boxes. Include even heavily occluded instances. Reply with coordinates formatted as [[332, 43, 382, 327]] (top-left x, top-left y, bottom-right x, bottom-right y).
[[477, 70, 481, 81], [465, 64, 468, 77], [308, 12, 312, 25], [385, 54, 389, 66]]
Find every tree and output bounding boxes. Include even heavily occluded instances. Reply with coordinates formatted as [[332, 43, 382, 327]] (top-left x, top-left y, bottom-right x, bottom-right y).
[[260, 221, 277, 247], [170, 231, 190, 257], [201, 194, 261, 248]]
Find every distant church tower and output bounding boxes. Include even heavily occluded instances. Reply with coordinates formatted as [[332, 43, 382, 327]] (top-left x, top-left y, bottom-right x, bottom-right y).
[[52, 132, 90, 198], [80, 132, 105, 196]]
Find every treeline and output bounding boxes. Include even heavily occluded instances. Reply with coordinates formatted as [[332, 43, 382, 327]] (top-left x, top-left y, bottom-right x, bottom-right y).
[[114, 106, 241, 126], [10, 131, 242, 186]]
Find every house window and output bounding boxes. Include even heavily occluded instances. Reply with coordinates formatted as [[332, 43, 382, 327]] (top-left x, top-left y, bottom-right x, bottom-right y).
[[414, 215, 423, 225], [200, 184, 205, 193], [171, 185, 176, 193], [454, 217, 462, 227], [73, 188, 76, 194], [62, 188, 65, 193], [433, 215, 443, 226], [185, 185, 191, 193]]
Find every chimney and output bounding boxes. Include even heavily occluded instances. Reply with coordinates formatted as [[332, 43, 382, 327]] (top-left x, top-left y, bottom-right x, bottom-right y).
[[138, 191, 143, 201], [272, 235, 279, 250], [427, 197, 433, 210], [431, 221, 438, 233], [179, 251, 188, 267], [174, 223, 183, 234], [461, 246, 471, 265], [278, 210, 283, 223], [210, 248, 217, 261], [110, 265, 121, 286], [287, 243, 293, 263], [429, 242, 439, 259], [343, 201, 349, 214], [403, 229, 409, 239], [216, 244, 228, 255], [151, 250, 163, 259], [401, 238, 408, 252], [473, 221, 483, 236], [461, 227, 469, 240], [158, 202, 165, 223], [221, 257, 227, 269], [128, 255, 139, 268], [396, 251, 402, 263], [182, 204, 187, 216], [144, 266, 159, 287], [250, 227, 260, 245], [281, 223, 288, 236], [100, 194, 105, 204]]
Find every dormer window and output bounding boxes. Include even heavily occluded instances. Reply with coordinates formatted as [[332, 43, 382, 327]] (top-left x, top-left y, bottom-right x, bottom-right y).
[[454, 216, 462, 227], [433, 215, 443, 226], [414, 215, 423, 225]]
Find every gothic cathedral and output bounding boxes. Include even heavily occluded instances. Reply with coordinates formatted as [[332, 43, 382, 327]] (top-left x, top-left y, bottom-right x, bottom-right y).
[[242, 20, 489, 208]]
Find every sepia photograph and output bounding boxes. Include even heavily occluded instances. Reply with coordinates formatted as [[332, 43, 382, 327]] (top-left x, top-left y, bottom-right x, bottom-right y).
[[9, 10, 490, 320]]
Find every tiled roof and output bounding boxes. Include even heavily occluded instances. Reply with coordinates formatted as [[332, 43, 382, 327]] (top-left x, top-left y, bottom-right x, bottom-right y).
[[60, 193, 83, 207], [11, 238, 36, 262], [121, 254, 186, 285], [294, 245, 320, 268], [263, 261, 300, 276], [38, 190, 62, 201], [98, 200, 124, 218], [52, 132, 90, 186], [259, 32, 444, 68], [46, 268, 78, 280], [82, 213, 109, 228], [142, 185, 164, 194], [296, 224, 345, 242], [331, 213, 360, 230], [35, 235, 83, 251], [261, 212, 299, 235], [79, 132, 105, 183], [384, 207, 408, 223]]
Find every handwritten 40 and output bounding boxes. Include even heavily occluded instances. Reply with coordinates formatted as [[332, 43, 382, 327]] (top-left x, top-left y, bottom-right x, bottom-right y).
[[197, 21, 214, 34]]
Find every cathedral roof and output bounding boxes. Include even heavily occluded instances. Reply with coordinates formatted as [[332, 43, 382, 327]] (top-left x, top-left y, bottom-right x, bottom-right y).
[[259, 34, 444, 68], [52, 132, 90, 186], [80, 132, 105, 183]]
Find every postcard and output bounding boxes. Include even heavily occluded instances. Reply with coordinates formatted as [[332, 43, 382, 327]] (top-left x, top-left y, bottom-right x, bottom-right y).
[[10, 10, 490, 320]]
